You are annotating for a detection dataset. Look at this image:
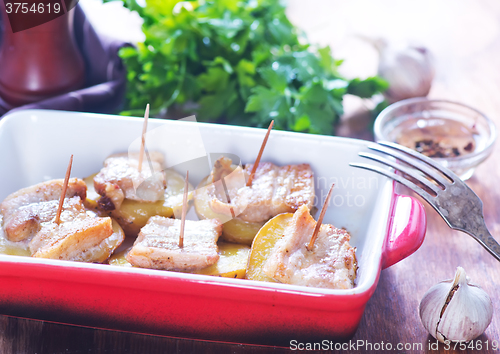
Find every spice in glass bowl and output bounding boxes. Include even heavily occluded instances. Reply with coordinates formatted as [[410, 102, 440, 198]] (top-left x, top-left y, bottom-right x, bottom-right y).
[[373, 98, 496, 180], [394, 117, 479, 158]]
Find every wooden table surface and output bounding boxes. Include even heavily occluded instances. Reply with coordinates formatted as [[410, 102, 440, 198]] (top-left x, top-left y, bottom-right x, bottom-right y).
[[2, 0, 500, 353]]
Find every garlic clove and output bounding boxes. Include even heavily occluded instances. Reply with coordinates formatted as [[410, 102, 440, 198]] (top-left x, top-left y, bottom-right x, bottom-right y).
[[419, 267, 493, 343], [374, 39, 435, 103], [419, 271, 454, 342], [437, 268, 493, 342]]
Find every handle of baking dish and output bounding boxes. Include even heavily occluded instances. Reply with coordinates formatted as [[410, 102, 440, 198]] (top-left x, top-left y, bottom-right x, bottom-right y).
[[382, 194, 427, 269]]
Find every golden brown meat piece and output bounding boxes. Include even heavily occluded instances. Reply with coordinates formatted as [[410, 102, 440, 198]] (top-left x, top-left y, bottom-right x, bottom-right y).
[[94, 152, 166, 210], [126, 216, 222, 271], [30, 213, 115, 262], [207, 157, 315, 223], [263, 205, 357, 289], [0, 179, 87, 242]]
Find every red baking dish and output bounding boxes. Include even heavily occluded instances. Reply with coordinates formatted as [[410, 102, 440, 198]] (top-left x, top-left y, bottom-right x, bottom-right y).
[[0, 110, 426, 346]]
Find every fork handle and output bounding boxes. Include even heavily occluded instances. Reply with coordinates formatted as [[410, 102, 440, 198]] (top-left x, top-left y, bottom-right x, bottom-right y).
[[463, 221, 500, 262]]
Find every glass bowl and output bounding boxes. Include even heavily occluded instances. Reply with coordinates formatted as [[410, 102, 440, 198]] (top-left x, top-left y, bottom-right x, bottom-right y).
[[374, 98, 496, 180]]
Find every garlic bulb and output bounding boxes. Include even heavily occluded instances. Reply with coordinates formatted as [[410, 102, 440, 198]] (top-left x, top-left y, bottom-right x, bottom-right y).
[[375, 40, 435, 103], [419, 267, 493, 343]]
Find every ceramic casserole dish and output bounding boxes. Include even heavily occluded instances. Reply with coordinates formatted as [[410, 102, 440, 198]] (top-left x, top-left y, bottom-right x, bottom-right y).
[[0, 110, 426, 346]]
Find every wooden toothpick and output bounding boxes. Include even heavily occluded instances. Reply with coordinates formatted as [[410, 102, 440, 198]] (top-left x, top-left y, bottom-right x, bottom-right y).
[[246, 120, 274, 187], [221, 177, 235, 219], [138, 103, 150, 173], [306, 183, 335, 251], [54, 155, 73, 225], [179, 170, 189, 248]]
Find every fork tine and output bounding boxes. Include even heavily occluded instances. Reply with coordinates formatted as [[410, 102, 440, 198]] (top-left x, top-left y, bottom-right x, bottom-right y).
[[358, 152, 441, 195], [367, 144, 451, 188], [349, 162, 436, 205], [378, 141, 456, 182]]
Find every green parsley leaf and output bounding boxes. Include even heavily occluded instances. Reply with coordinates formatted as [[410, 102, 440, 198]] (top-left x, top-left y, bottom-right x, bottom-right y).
[[113, 0, 387, 135]]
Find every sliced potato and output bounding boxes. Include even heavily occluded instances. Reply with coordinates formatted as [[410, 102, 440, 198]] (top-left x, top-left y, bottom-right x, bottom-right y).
[[245, 213, 293, 282], [108, 199, 174, 237], [219, 218, 265, 245], [109, 241, 250, 278], [84, 169, 194, 237], [83, 174, 102, 210], [91, 218, 126, 263], [0, 237, 30, 256], [108, 247, 133, 267], [193, 242, 250, 278], [194, 176, 264, 245], [163, 169, 194, 218]]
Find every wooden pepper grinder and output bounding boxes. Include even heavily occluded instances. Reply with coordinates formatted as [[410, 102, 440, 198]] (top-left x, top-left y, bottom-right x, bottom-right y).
[[0, 2, 85, 107]]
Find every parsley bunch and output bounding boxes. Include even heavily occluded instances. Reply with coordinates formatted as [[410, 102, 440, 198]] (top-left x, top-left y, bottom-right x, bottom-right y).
[[116, 0, 387, 135]]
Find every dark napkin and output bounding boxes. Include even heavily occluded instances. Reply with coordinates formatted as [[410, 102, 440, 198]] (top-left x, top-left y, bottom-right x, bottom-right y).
[[0, 5, 129, 117]]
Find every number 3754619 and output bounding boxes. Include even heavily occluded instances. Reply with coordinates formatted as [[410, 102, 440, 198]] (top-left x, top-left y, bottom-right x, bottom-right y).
[[5, 2, 61, 14]]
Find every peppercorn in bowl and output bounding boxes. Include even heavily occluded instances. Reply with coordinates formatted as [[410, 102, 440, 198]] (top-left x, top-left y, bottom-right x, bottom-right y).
[[374, 98, 496, 180]]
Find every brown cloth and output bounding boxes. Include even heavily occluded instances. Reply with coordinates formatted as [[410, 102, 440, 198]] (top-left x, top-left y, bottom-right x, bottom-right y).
[[0, 5, 129, 117]]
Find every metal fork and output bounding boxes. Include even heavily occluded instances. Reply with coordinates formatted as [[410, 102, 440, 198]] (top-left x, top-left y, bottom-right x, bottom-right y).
[[350, 141, 500, 262]]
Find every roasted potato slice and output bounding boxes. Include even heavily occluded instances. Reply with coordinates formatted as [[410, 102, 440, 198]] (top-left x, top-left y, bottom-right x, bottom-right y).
[[0, 237, 30, 256], [219, 218, 265, 245], [90, 218, 126, 263], [193, 242, 250, 278], [108, 247, 133, 267], [83, 174, 101, 210], [84, 169, 194, 237], [245, 213, 293, 282], [194, 176, 264, 245], [109, 241, 250, 278]]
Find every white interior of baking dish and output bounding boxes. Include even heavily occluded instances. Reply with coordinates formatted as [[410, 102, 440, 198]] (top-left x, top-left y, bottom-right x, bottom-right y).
[[0, 110, 394, 296]]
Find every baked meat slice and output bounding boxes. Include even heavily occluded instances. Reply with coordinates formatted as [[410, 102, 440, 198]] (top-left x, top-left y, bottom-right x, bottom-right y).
[[127, 216, 222, 271], [208, 157, 314, 223], [263, 205, 356, 289], [0, 179, 86, 242], [94, 152, 166, 210]]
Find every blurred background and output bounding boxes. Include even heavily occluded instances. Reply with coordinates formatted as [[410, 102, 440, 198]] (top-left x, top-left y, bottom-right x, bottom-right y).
[[3, 0, 499, 140]]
